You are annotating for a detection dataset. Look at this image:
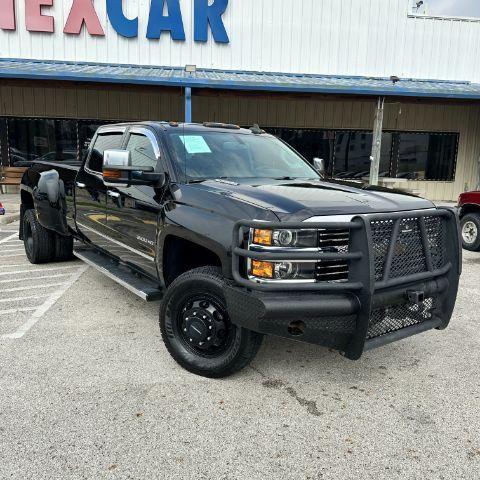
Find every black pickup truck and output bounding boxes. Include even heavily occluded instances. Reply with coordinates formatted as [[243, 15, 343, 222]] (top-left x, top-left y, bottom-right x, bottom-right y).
[[19, 122, 461, 378]]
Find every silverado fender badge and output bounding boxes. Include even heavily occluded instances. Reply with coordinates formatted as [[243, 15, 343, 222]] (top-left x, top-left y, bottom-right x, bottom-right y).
[[136, 236, 155, 247]]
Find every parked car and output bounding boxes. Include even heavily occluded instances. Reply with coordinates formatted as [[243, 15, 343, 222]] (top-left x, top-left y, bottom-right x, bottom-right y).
[[38, 150, 78, 162], [18, 122, 461, 378], [458, 190, 480, 251]]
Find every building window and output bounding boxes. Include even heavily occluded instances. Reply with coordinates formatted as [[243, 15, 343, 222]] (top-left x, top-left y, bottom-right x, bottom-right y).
[[264, 127, 458, 182], [0, 119, 460, 183], [265, 128, 334, 173], [396, 132, 458, 181], [0, 119, 8, 166], [333, 131, 393, 180], [410, 0, 480, 20], [7, 118, 77, 165], [2, 117, 120, 167]]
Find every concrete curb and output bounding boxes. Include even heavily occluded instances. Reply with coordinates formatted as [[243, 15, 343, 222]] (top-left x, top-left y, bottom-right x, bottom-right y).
[[0, 213, 20, 225]]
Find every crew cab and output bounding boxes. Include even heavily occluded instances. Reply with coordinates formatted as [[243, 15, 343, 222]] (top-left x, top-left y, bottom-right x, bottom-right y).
[[19, 122, 462, 378], [458, 190, 480, 251]]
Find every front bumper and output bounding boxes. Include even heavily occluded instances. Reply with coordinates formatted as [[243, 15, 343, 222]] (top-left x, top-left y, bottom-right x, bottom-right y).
[[226, 208, 461, 359]]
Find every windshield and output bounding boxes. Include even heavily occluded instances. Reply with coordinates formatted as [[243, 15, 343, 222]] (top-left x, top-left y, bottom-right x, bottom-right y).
[[168, 131, 319, 181]]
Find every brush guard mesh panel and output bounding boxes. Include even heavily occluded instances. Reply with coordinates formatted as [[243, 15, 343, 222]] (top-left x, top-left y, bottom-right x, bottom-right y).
[[367, 298, 436, 340], [371, 216, 447, 282], [371, 219, 394, 281], [425, 216, 447, 270]]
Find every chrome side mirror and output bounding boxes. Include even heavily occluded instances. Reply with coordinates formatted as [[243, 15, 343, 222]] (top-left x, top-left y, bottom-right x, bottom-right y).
[[103, 150, 133, 187], [313, 158, 326, 175], [102, 149, 164, 188], [104, 149, 131, 170]]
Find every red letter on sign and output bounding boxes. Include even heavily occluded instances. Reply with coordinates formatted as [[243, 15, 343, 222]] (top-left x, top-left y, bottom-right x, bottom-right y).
[[64, 0, 105, 36], [25, 0, 54, 32], [0, 0, 16, 30]]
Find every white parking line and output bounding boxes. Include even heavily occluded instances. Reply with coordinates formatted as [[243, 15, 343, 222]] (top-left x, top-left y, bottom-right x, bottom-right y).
[[0, 295, 47, 303], [3, 282, 70, 293], [0, 264, 30, 269], [0, 307, 37, 316], [1, 248, 25, 253], [0, 273, 72, 284], [1, 254, 26, 258], [0, 266, 79, 276], [1, 265, 89, 339], [0, 233, 18, 244]]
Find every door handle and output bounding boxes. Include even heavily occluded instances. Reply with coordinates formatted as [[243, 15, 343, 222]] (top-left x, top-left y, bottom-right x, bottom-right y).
[[108, 191, 121, 199], [76, 182, 86, 189]]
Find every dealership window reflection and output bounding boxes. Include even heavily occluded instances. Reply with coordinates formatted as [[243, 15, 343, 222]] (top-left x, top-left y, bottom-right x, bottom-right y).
[[5, 118, 120, 167], [1, 119, 459, 183], [7, 118, 77, 165], [269, 127, 457, 182], [267, 128, 334, 173], [333, 132, 393, 179], [396, 133, 458, 181]]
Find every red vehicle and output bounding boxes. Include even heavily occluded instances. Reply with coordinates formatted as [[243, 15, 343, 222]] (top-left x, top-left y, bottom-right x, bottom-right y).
[[458, 190, 480, 251]]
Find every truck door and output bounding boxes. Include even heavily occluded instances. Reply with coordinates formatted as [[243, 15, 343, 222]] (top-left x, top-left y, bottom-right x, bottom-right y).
[[74, 127, 126, 247], [105, 127, 162, 279]]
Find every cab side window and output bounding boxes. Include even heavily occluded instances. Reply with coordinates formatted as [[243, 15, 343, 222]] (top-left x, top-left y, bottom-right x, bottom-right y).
[[126, 133, 158, 169], [88, 132, 124, 173]]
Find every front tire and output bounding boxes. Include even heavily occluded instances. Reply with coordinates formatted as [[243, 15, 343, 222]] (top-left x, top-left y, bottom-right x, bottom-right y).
[[461, 213, 480, 251], [23, 209, 55, 264], [160, 267, 263, 378]]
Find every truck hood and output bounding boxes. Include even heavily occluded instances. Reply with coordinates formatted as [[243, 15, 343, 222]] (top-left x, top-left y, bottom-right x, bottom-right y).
[[189, 178, 434, 220]]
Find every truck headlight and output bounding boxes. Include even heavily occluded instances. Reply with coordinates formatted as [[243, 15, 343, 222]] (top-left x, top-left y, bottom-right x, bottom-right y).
[[251, 260, 315, 280], [252, 229, 317, 248]]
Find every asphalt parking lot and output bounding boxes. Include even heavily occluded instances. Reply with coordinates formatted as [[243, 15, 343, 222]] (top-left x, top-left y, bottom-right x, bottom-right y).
[[0, 221, 479, 480]]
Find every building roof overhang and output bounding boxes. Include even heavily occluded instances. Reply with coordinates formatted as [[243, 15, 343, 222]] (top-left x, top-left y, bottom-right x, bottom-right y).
[[1, 58, 480, 100]]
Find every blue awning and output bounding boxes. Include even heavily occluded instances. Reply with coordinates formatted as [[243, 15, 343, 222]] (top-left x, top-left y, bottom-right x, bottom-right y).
[[1, 58, 480, 100]]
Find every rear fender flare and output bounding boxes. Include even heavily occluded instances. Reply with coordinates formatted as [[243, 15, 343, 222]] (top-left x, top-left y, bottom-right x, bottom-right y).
[[32, 170, 69, 236]]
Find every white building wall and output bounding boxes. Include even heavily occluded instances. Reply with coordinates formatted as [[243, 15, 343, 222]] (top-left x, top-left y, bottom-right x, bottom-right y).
[[1, 0, 480, 83]]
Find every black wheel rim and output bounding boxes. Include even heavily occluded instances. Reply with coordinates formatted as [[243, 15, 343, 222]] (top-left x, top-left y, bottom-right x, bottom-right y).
[[24, 217, 33, 257], [175, 293, 235, 358]]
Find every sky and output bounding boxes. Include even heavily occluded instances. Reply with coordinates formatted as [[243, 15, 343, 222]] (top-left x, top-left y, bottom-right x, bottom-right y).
[[418, 0, 480, 17]]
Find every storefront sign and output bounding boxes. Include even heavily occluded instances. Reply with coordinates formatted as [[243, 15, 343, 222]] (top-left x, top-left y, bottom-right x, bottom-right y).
[[0, 0, 230, 43]]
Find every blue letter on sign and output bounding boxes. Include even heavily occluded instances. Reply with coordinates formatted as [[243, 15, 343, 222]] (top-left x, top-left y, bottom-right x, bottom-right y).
[[194, 0, 229, 44], [106, 0, 138, 38], [147, 0, 186, 41]]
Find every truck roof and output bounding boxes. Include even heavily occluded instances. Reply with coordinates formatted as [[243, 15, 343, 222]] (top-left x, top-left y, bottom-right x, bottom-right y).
[[102, 121, 266, 136]]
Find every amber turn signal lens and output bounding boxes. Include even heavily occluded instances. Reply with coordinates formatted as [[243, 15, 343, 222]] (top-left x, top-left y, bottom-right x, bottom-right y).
[[103, 169, 122, 179], [251, 260, 274, 279], [253, 229, 272, 245]]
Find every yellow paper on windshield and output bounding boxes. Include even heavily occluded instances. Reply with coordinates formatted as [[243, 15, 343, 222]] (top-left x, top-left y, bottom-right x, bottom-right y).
[[180, 135, 212, 154]]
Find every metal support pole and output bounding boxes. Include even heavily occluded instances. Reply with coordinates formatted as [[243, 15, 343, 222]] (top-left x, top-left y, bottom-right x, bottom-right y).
[[185, 87, 192, 123], [369, 96, 385, 186]]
